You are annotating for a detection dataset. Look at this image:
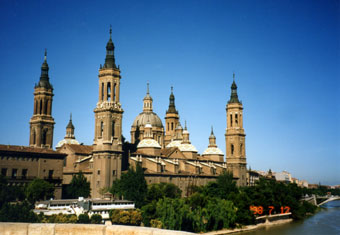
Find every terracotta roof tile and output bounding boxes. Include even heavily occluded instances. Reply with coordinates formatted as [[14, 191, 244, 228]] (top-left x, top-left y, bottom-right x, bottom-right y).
[[0, 144, 66, 157], [63, 144, 93, 155]]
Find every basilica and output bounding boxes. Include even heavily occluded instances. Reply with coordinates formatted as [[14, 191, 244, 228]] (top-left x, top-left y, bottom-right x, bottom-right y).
[[0, 29, 247, 199]]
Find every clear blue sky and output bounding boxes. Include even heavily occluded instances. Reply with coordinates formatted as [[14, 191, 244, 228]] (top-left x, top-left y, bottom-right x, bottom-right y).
[[0, 0, 339, 185]]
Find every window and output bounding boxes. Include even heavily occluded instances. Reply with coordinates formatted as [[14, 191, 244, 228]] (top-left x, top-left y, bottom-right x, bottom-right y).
[[112, 170, 116, 176], [34, 100, 38, 114], [240, 144, 243, 155], [171, 122, 174, 131], [167, 123, 169, 131], [113, 84, 116, 101], [107, 82, 111, 101], [231, 144, 234, 155], [63, 157, 66, 167], [97, 170, 100, 175], [22, 169, 28, 179], [230, 114, 233, 127], [39, 100, 42, 114], [100, 121, 104, 137], [48, 170, 54, 179], [1, 168, 7, 176], [12, 169, 17, 179], [101, 83, 104, 101], [44, 100, 48, 114], [42, 129, 47, 145], [235, 114, 238, 124], [33, 130, 36, 145]]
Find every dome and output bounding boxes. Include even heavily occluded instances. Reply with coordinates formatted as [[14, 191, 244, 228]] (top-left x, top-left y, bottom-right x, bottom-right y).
[[166, 140, 182, 148], [137, 139, 161, 149], [56, 138, 80, 148], [132, 112, 164, 129], [178, 143, 198, 152], [202, 147, 224, 155]]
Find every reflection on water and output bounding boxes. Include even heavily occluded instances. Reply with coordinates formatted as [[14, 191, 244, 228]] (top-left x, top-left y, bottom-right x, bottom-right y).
[[238, 200, 340, 235]]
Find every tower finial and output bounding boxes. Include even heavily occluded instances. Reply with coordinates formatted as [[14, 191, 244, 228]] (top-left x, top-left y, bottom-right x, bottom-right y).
[[184, 120, 187, 130], [233, 72, 235, 81], [70, 113, 72, 121], [44, 48, 47, 61], [109, 24, 112, 39], [147, 82, 149, 95], [211, 126, 214, 135], [171, 86, 173, 94]]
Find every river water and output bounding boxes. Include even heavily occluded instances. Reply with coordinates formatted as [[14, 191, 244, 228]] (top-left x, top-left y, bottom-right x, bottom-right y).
[[239, 200, 340, 235]]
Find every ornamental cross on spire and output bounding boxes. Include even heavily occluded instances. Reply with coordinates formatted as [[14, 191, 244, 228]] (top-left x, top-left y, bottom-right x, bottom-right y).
[[44, 48, 47, 61], [109, 25, 112, 39]]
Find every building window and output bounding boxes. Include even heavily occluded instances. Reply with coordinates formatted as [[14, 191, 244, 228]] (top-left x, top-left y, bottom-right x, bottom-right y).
[[171, 122, 174, 131], [33, 130, 36, 145], [230, 114, 233, 127], [101, 83, 104, 101], [167, 123, 169, 131], [1, 168, 7, 176], [12, 169, 17, 179], [48, 170, 54, 179], [42, 129, 47, 145], [22, 169, 28, 179], [44, 100, 48, 115], [97, 170, 100, 175], [63, 157, 66, 167], [231, 144, 234, 155], [113, 83, 116, 101], [100, 121, 104, 137], [34, 100, 38, 114], [235, 114, 238, 124], [39, 100, 42, 114], [240, 143, 243, 155], [112, 170, 116, 176], [107, 82, 111, 101]]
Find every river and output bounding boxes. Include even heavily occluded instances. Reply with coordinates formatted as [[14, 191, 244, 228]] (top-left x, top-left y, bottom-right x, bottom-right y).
[[238, 200, 340, 235]]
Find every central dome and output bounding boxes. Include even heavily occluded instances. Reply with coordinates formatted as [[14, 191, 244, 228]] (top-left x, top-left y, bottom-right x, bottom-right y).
[[132, 112, 164, 129]]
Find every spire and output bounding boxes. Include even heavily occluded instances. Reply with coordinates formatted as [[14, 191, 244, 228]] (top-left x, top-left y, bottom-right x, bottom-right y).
[[36, 49, 52, 89], [104, 25, 116, 69], [167, 86, 178, 114], [65, 113, 75, 139], [182, 121, 190, 144], [228, 73, 240, 104], [209, 126, 217, 147], [143, 83, 153, 112]]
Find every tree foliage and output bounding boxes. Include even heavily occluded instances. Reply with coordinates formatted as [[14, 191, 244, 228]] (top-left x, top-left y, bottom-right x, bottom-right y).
[[110, 164, 147, 208], [90, 214, 102, 224], [26, 178, 54, 203], [66, 172, 91, 199], [110, 209, 142, 225]]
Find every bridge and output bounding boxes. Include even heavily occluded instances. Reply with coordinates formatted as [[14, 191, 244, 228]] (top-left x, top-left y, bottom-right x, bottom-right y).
[[302, 195, 340, 206]]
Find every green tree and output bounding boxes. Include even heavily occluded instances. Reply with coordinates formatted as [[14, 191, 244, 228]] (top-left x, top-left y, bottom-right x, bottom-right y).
[[146, 183, 182, 202], [77, 213, 90, 223], [66, 172, 91, 198], [26, 178, 54, 203], [90, 214, 102, 224], [110, 164, 147, 208]]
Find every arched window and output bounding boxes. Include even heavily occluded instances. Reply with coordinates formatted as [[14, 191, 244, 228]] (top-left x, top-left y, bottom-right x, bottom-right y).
[[171, 122, 174, 131], [113, 83, 116, 101], [42, 129, 47, 145], [231, 144, 234, 155], [44, 100, 48, 115], [235, 114, 238, 124], [107, 82, 111, 101], [100, 121, 104, 137], [101, 83, 104, 101], [34, 100, 37, 114], [39, 100, 42, 114], [33, 130, 36, 145]]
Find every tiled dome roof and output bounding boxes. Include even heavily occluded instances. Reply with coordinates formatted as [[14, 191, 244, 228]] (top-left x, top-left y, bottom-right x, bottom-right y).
[[202, 147, 224, 155], [137, 139, 161, 149], [178, 143, 198, 152], [56, 138, 80, 148], [166, 140, 182, 148], [132, 112, 164, 129]]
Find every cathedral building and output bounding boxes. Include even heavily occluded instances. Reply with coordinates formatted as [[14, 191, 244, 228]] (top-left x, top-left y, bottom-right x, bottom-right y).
[[1, 28, 248, 198]]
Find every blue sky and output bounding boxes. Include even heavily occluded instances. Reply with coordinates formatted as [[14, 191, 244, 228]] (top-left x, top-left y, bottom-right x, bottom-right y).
[[0, 0, 339, 185]]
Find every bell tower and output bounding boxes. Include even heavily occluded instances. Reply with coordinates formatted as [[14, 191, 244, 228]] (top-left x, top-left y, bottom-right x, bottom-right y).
[[29, 50, 55, 149], [225, 73, 247, 186], [92, 26, 123, 198], [164, 87, 179, 146]]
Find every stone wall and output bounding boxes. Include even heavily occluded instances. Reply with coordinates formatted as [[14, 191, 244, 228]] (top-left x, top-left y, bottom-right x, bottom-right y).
[[0, 223, 195, 235]]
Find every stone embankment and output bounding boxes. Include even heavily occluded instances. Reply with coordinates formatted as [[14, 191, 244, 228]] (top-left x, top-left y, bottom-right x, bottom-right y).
[[0, 223, 195, 235]]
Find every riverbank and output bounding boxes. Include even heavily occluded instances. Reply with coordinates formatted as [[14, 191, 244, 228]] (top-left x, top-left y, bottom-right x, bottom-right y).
[[202, 218, 293, 235]]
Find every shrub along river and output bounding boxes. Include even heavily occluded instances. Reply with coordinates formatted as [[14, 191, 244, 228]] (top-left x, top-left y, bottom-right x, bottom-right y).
[[238, 200, 340, 235]]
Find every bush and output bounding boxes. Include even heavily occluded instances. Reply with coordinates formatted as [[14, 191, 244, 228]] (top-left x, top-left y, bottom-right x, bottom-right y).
[[78, 213, 90, 223], [110, 209, 142, 225], [90, 214, 102, 224]]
